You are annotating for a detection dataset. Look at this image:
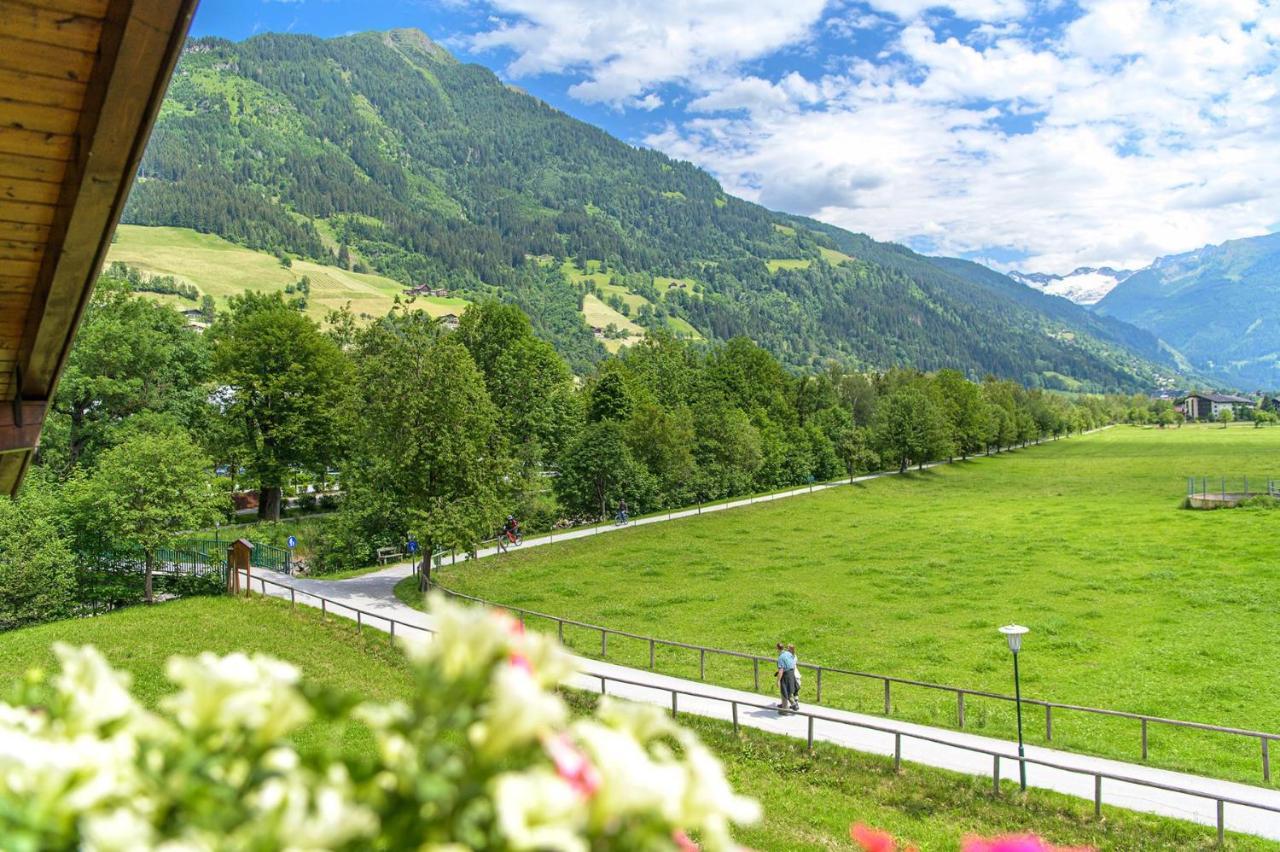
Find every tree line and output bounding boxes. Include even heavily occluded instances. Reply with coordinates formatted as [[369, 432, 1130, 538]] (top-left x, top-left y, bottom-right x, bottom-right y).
[[0, 270, 1146, 631]]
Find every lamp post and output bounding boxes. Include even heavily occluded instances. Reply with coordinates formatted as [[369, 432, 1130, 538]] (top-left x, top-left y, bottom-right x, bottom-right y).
[[999, 624, 1030, 791]]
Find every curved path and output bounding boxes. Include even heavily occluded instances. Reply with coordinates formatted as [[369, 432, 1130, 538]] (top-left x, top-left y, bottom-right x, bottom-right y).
[[257, 593, 1280, 839]]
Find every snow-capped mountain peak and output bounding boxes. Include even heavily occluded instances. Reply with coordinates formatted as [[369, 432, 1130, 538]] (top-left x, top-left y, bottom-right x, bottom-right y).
[[1008, 266, 1137, 305]]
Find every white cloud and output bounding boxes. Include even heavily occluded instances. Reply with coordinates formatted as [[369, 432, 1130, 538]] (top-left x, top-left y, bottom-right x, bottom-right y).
[[646, 0, 1280, 271], [464, 0, 830, 105], [861, 0, 1028, 22]]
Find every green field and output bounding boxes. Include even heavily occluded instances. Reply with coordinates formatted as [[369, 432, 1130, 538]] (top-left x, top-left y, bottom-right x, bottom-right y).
[[819, 246, 855, 265], [429, 426, 1280, 784], [563, 260, 704, 343], [108, 225, 468, 320], [0, 598, 1261, 849], [766, 258, 812, 272], [0, 596, 413, 759]]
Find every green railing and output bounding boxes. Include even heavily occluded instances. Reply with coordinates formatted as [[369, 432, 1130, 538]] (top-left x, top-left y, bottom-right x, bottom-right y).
[[174, 537, 291, 573]]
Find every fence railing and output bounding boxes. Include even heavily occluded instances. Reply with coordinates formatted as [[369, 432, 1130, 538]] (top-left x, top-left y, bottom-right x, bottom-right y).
[[1186, 476, 1279, 500], [237, 569, 1276, 846], [428, 585, 1280, 785]]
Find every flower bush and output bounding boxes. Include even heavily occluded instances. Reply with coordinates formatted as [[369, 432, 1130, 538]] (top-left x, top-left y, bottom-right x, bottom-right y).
[[0, 594, 759, 850]]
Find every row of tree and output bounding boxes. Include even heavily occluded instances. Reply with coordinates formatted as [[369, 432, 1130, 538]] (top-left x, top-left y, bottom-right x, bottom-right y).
[[1, 272, 1140, 629]]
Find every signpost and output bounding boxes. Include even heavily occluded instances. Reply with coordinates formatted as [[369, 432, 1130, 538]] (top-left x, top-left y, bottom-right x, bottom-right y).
[[407, 536, 422, 579], [286, 535, 297, 550]]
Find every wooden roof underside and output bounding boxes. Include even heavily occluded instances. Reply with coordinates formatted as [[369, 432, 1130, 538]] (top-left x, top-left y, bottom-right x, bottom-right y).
[[0, 0, 199, 495]]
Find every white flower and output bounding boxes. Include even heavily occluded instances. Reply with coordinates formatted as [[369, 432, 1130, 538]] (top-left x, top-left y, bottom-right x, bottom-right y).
[[469, 664, 567, 756], [82, 806, 155, 852], [162, 653, 311, 744], [405, 595, 514, 682], [571, 720, 687, 825], [492, 769, 588, 852], [52, 644, 141, 733], [246, 763, 376, 850], [680, 742, 761, 848]]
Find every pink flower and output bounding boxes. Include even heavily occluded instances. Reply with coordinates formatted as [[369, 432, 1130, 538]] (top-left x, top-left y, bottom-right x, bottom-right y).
[[508, 652, 533, 674], [963, 835, 1093, 852], [543, 733, 601, 797], [850, 824, 900, 852], [492, 609, 525, 636], [673, 829, 700, 851]]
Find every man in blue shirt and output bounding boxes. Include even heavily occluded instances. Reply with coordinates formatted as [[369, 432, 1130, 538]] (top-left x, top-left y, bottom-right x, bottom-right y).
[[775, 642, 798, 711]]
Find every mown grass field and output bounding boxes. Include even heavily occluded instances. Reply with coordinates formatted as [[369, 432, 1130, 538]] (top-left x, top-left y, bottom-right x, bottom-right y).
[[0, 598, 1264, 849], [108, 225, 467, 320], [431, 425, 1280, 784], [562, 259, 704, 344]]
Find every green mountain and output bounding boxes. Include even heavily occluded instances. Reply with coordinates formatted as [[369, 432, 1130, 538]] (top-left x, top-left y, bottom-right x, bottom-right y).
[[1094, 232, 1280, 388], [124, 28, 1180, 390]]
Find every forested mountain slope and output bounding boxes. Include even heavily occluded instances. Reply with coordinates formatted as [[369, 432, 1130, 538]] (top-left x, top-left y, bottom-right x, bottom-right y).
[[1094, 232, 1280, 387], [124, 28, 1179, 390]]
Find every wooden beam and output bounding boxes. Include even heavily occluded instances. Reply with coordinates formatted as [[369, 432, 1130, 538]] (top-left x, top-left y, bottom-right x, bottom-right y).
[[0, 33, 95, 82], [0, 399, 45, 454], [7, 0, 198, 496], [0, 2, 105, 53]]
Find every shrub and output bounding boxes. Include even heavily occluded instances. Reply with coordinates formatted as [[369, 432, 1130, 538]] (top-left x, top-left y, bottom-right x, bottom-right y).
[[0, 488, 77, 631], [0, 596, 758, 849]]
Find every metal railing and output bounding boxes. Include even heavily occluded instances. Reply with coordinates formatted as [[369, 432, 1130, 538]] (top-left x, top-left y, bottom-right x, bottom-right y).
[[1186, 476, 1280, 500], [237, 569, 1277, 846], [429, 585, 1280, 784]]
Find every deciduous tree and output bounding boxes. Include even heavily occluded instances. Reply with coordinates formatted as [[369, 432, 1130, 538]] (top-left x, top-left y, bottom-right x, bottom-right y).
[[343, 312, 509, 590], [72, 429, 225, 603], [210, 293, 351, 521]]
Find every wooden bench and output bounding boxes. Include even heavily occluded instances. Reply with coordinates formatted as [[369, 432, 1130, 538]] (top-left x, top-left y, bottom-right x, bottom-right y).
[[376, 546, 403, 565]]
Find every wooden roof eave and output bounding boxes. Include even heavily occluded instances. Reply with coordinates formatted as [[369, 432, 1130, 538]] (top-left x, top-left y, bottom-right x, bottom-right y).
[[0, 0, 200, 496]]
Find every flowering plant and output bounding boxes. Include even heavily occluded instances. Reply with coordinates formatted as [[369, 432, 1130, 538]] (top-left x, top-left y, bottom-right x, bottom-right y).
[[0, 594, 758, 850], [851, 823, 1093, 852]]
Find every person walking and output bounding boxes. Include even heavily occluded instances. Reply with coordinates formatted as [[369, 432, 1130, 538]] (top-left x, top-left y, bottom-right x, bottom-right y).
[[787, 643, 800, 711], [775, 642, 798, 711]]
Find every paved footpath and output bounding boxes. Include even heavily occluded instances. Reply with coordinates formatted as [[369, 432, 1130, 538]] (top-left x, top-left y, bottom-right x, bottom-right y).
[[246, 428, 1280, 841]]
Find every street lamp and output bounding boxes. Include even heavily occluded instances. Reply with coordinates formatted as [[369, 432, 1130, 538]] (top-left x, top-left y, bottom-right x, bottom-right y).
[[999, 624, 1030, 791]]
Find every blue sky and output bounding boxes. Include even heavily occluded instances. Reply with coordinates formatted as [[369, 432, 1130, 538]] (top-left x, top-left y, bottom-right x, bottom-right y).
[[188, 1, 1280, 272]]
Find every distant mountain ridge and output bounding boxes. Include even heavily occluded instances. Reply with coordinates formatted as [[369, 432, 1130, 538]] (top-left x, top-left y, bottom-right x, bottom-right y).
[[1093, 232, 1280, 387], [1009, 267, 1136, 305], [121, 28, 1183, 391]]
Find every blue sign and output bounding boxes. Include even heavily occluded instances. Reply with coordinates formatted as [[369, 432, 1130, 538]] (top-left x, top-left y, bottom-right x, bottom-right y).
[[286, 535, 297, 549], [407, 539, 420, 554]]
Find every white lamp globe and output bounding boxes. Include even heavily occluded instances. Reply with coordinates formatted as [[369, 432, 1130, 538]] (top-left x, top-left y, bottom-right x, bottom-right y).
[[999, 624, 1029, 654]]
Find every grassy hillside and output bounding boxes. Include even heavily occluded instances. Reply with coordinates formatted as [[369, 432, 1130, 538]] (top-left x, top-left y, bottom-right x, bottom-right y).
[[428, 425, 1280, 783], [0, 597, 1261, 849], [108, 225, 468, 321]]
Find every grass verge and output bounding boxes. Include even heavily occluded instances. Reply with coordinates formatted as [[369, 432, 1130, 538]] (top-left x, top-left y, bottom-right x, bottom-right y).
[[0, 598, 1270, 848]]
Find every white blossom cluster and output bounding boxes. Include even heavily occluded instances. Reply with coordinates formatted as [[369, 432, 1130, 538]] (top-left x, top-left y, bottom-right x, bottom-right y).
[[0, 595, 758, 850]]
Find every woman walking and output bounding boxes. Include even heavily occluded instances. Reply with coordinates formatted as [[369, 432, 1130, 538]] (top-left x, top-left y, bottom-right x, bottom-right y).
[[775, 642, 798, 712]]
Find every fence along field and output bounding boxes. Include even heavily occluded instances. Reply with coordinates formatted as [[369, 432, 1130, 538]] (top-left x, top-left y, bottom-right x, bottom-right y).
[[432, 425, 1280, 786]]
